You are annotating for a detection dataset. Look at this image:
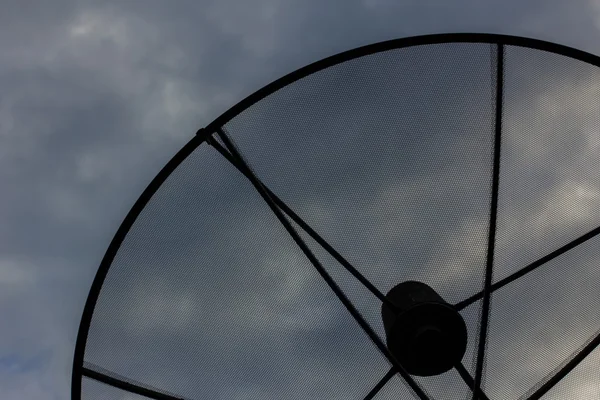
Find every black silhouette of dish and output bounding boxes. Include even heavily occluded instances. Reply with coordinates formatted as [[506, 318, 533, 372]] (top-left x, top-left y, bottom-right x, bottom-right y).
[[72, 34, 600, 400]]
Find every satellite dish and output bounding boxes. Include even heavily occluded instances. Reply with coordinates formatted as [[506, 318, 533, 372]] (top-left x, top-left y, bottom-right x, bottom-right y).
[[72, 33, 600, 400]]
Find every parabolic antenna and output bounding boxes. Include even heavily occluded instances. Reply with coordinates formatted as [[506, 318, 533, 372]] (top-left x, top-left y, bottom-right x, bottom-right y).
[[72, 33, 600, 400]]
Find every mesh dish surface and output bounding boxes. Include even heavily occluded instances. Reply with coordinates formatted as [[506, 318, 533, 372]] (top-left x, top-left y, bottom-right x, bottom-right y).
[[72, 34, 600, 400]]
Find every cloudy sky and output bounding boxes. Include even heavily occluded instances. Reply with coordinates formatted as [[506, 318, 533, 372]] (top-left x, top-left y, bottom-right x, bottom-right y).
[[2, 1, 600, 399]]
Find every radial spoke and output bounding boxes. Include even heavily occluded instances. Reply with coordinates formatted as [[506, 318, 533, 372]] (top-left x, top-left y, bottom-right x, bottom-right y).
[[205, 131, 399, 314], [472, 43, 504, 400], [454, 224, 600, 311], [214, 127, 430, 400], [521, 328, 600, 400], [364, 367, 397, 400], [83, 364, 187, 400], [455, 363, 491, 400]]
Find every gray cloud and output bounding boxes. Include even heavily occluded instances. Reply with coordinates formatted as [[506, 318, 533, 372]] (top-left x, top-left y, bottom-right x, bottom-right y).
[[2, 1, 600, 399]]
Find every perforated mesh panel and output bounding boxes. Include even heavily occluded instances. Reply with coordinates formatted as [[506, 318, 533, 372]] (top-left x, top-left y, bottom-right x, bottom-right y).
[[221, 43, 497, 399], [485, 45, 600, 399], [82, 377, 151, 400], [375, 374, 425, 399], [541, 345, 600, 399], [76, 37, 600, 400], [495, 45, 600, 284], [84, 145, 391, 399], [485, 235, 600, 398]]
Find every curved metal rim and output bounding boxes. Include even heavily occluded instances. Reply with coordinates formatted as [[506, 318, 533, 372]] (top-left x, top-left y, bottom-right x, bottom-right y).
[[72, 32, 600, 400], [203, 32, 600, 135]]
